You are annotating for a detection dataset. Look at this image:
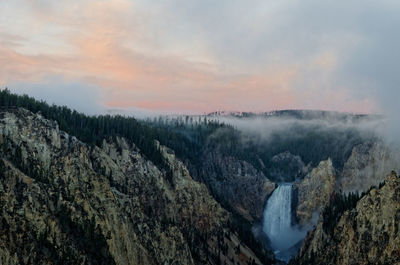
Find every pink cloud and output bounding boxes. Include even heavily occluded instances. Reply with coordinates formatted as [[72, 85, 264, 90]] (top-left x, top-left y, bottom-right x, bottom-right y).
[[0, 0, 376, 114]]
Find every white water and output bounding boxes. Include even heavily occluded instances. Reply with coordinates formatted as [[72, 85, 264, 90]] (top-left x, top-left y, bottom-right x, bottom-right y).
[[262, 183, 306, 262]]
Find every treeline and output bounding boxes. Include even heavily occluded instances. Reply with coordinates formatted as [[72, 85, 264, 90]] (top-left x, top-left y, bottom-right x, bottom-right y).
[[0, 89, 182, 171], [0, 89, 234, 173], [0, 88, 375, 263], [0, 89, 273, 261], [147, 116, 373, 182], [322, 181, 386, 236], [322, 192, 361, 235], [0, 89, 373, 183]]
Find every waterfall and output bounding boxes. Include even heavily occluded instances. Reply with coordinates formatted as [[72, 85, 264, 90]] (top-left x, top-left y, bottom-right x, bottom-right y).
[[262, 183, 306, 262], [263, 184, 292, 243]]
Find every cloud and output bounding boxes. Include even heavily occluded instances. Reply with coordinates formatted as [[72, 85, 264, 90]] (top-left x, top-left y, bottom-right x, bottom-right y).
[[0, 0, 399, 116], [211, 113, 382, 147]]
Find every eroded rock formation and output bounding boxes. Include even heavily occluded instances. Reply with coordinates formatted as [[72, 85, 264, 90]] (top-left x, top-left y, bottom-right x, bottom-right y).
[[291, 171, 400, 265], [293, 159, 335, 225], [0, 108, 266, 265]]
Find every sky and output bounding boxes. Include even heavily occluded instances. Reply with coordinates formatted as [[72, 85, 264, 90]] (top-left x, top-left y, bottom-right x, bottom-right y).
[[0, 0, 399, 115]]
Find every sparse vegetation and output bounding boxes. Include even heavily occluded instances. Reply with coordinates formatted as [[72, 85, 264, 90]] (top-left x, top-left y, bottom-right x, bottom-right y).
[[0, 88, 378, 264], [0, 88, 376, 183], [322, 192, 361, 235]]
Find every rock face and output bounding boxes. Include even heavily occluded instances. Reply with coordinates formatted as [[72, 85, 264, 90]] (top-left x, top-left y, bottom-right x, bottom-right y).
[[291, 171, 400, 265], [0, 108, 254, 265], [338, 141, 400, 194], [294, 141, 400, 226], [293, 159, 335, 225], [201, 152, 276, 221]]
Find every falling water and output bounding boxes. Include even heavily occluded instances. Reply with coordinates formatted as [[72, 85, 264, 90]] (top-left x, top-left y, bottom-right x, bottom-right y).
[[263, 184, 293, 246], [263, 183, 306, 262]]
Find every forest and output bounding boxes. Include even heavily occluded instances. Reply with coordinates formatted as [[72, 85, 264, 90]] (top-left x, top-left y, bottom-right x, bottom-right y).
[[0, 88, 375, 183], [0, 88, 378, 264]]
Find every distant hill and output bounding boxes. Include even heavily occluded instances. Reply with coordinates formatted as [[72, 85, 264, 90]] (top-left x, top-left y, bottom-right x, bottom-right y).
[[207, 109, 375, 122]]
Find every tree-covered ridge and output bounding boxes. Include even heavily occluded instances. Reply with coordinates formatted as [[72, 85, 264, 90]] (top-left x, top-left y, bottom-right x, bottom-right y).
[[0, 88, 247, 178], [321, 191, 361, 236], [147, 114, 376, 182], [0, 88, 376, 183], [0, 89, 236, 169], [0, 89, 276, 264], [0, 88, 189, 171], [0, 88, 380, 264], [322, 179, 386, 236]]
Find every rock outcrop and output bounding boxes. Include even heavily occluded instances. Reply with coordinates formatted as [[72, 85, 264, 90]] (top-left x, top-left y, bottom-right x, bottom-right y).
[[338, 141, 400, 194], [0, 108, 266, 265], [293, 159, 335, 225], [294, 141, 400, 226], [201, 152, 276, 221], [291, 171, 400, 265]]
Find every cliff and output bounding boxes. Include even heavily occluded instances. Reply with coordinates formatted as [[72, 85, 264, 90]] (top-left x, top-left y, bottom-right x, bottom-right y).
[[201, 152, 276, 221], [338, 141, 400, 194], [293, 159, 335, 225], [291, 171, 400, 265], [0, 108, 266, 265], [294, 140, 400, 226]]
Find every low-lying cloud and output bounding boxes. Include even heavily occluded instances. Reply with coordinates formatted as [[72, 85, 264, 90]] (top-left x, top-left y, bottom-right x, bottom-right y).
[[210, 112, 382, 144]]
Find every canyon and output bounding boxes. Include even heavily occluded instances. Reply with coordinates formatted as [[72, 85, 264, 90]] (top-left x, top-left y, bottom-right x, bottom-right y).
[[0, 89, 398, 264]]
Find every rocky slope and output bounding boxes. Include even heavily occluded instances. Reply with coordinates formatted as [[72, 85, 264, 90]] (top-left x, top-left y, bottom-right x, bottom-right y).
[[291, 171, 400, 265], [293, 159, 335, 226], [201, 152, 276, 221], [293, 141, 400, 226], [338, 141, 400, 194], [0, 108, 268, 265]]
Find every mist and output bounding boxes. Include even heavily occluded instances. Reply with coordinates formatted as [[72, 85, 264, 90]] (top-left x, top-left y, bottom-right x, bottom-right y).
[[207, 111, 383, 147], [377, 98, 400, 148], [204, 110, 400, 185]]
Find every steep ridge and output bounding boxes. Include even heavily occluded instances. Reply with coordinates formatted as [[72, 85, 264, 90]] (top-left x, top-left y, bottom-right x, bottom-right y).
[[290, 171, 400, 265], [0, 108, 270, 265], [201, 152, 276, 221], [293, 141, 400, 227], [293, 159, 335, 225], [1, 91, 395, 264], [338, 141, 400, 194]]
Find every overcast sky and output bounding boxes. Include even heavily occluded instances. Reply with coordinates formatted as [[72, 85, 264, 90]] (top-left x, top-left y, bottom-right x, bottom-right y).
[[0, 0, 399, 115]]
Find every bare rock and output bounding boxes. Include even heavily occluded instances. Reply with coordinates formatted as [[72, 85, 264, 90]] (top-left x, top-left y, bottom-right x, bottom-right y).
[[339, 141, 400, 194], [294, 159, 335, 225], [292, 171, 400, 265], [0, 108, 233, 265]]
